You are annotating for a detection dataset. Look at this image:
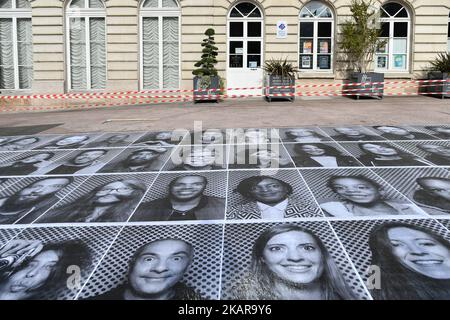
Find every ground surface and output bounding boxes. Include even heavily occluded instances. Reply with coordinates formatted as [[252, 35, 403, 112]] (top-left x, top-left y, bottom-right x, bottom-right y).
[[0, 97, 449, 300]]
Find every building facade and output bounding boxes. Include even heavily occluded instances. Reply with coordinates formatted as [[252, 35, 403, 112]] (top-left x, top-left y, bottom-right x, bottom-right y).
[[0, 0, 449, 94]]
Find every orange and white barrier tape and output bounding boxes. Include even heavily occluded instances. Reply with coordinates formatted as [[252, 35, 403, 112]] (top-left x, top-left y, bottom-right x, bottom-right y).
[[0, 79, 448, 100]]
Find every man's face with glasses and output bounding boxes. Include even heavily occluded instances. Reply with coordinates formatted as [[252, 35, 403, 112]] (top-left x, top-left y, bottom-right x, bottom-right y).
[[94, 181, 135, 205], [248, 178, 289, 204], [419, 178, 450, 201]]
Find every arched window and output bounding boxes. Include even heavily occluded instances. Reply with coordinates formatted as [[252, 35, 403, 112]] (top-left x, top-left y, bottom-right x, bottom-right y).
[[375, 2, 410, 72], [228, 2, 263, 69], [66, 0, 106, 91], [140, 0, 180, 90], [0, 0, 32, 90], [299, 1, 334, 71]]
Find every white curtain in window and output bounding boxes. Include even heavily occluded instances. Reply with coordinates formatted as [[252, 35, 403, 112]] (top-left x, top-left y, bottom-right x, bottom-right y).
[[16, 0, 30, 8], [17, 18, 32, 89], [142, 0, 157, 8], [70, 17, 87, 90], [89, 17, 106, 89], [0, 0, 12, 9], [89, 0, 103, 8], [0, 18, 14, 89], [162, 17, 178, 88], [162, 0, 178, 8], [142, 17, 159, 89], [69, 0, 84, 9]]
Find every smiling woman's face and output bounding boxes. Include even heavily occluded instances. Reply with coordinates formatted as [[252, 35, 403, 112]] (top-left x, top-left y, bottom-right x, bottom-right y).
[[388, 227, 450, 280], [361, 143, 398, 156], [288, 129, 314, 137], [331, 177, 381, 204], [263, 231, 324, 285], [300, 145, 326, 156]]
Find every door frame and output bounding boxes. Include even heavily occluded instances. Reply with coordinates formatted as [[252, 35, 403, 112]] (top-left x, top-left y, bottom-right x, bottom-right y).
[[226, 2, 265, 90]]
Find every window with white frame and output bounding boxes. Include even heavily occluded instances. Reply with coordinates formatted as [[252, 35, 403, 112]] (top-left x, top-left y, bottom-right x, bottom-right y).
[[299, 1, 334, 71], [140, 0, 180, 90], [375, 2, 410, 72], [66, 0, 106, 91], [447, 12, 450, 52], [0, 0, 32, 90]]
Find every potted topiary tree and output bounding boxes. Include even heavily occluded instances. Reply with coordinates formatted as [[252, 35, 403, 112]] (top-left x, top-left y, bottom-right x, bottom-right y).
[[340, 0, 386, 99], [427, 52, 450, 99], [263, 58, 299, 102], [192, 28, 222, 103]]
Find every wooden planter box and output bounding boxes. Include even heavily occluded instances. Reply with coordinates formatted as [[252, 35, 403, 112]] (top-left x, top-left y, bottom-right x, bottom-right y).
[[427, 72, 449, 99], [349, 72, 384, 100], [264, 75, 295, 102], [193, 76, 221, 103]]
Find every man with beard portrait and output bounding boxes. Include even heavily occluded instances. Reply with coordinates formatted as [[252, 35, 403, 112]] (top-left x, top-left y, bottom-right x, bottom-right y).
[[0, 177, 73, 224], [100, 148, 167, 173], [131, 175, 225, 221]]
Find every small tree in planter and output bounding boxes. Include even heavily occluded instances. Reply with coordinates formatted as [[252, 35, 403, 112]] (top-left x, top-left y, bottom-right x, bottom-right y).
[[192, 28, 222, 102], [340, 0, 386, 99], [427, 52, 450, 99], [263, 58, 299, 102]]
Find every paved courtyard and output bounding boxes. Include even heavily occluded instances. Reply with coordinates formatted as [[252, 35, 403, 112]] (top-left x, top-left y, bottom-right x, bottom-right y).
[[0, 118, 449, 299], [0, 96, 449, 133]]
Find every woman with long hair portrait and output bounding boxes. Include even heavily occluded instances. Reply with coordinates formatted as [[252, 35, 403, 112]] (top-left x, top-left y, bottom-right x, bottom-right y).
[[291, 143, 359, 167], [369, 222, 450, 300], [231, 224, 356, 300], [283, 129, 328, 143], [39, 179, 147, 223], [357, 142, 431, 167]]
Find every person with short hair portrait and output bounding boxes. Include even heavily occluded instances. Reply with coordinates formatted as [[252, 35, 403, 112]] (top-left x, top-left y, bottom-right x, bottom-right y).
[[0, 177, 73, 224], [0, 239, 91, 300], [331, 127, 380, 142], [196, 129, 224, 145], [101, 147, 167, 173], [244, 129, 270, 144], [0, 152, 55, 176], [231, 224, 356, 300], [321, 175, 422, 217], [0, 137, 40, 151], [283, 128, 328, 143], [39, 179, 147, 223], [417, 144, 450, 166], [373, 126, 435, 140], [86, 133, 131, 148], [90, 239, 202, 300], [291, 143, 359, 167], [425, 126, 450, 140], [45, 149, 107, 175], [369, 222, 450, 300], [230, 146, 292, 169], [40, 135, 90, 149], [170, 147, 222, 171], [357, 142, 431, 166], [135, 131, 179, 147], [131, 175, 225, 221], [411, 177, 450, 215], [227, 176, 315, 220]]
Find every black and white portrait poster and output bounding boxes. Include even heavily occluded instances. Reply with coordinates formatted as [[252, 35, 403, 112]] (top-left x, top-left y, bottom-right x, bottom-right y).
[[77, 223, 223, 300], [35, 173, 156, 224], [0, 225, 121, 300]]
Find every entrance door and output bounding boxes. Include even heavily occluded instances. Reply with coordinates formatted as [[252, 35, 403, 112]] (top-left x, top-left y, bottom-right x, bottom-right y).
[[227, 2, 263, 96]]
